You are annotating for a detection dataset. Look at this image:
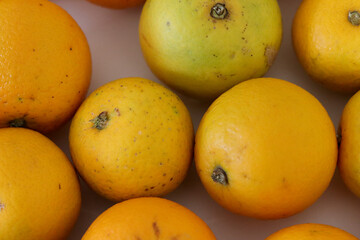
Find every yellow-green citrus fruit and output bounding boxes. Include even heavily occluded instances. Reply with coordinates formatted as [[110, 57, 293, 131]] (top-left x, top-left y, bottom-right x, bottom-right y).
[[139, 0, 282, 100]]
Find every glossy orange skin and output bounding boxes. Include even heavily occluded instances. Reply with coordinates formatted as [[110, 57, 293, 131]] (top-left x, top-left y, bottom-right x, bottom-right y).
[[339, 90, 360, 198], [87, 0, 145, 9], [82, 197, 216, 240], [0, 0, 91, 133], [70, 78, 194, 202], [0, 128, 81, 240], [293, 0, 360, 93], [266, 223, 358, 240], [195, 78, 337, 219]]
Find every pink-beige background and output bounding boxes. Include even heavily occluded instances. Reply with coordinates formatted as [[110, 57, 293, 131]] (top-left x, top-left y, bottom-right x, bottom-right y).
[[49, 0, 360, 239]]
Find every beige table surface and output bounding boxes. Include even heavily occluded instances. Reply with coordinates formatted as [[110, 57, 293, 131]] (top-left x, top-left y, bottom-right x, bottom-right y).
[[49, 0, 360, 239]]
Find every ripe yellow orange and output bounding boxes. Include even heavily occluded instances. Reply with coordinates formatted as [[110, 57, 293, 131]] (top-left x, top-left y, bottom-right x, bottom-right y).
[[139, 0, 282, 100], [266, 223, 358, 240], [292, 0, 360, 93], [195, 78, 337, 219], [339, 90, 360, 198], [82, 197, 216, 240], [0, 128, 81, 240], [69, 77, 194, 201], [87, 0, 145, 9], [0, 0, 91, 133]]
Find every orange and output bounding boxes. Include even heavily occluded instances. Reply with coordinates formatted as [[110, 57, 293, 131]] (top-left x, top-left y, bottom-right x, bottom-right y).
[[0, 0, 91, 133], [69, 77, 194, 201], [0, 128, 81, 240], [195, 78, 337, 219], [87, 0, 145, 9], [266, 223, 358, 240], [82, 197, 216, 240], [139, 0, 282, 100], [339, 90, 360, 198], [292, 0, 360, 93]]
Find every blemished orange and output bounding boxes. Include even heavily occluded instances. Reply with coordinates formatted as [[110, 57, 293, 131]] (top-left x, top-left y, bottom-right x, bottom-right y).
[[139, 0, 282, 100], [87, 0, 145, 9], [82, 197, 216, 240], [195, 78, 337, 219], [292, 0, 360, 93], [0, 0, 91, 133], [0, 128, 81, 240], [69, 77, 194, 202], [266, 223, 359, 240], [339, 90, 360, 198]]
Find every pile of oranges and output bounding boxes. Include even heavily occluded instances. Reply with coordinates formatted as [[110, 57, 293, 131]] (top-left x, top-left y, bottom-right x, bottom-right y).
[[0, 0, 360, 239]]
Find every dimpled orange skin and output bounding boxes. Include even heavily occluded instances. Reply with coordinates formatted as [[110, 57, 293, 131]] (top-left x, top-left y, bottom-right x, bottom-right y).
[[266, 223, 359, 240], [87, 0, 145, 9], [82, 197, 216, 240], [69, 77, 194, 202], [339, 90, 360, 198], [195, 78, 338, 219], [292, 0, 360, 93], [0, 0, 91, 133], [139, 0, 282, 100], [0, 128, 81, 240]]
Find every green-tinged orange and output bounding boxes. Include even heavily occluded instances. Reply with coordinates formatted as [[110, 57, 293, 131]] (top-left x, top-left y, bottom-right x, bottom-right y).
[[139, 0, 282, 99]]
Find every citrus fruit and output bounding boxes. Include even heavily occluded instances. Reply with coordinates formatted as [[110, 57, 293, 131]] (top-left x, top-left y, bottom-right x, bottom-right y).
[[292, 0, 360, 93], [139, 0, 282, 100], [0, 0, 91, 133], [87, 0, 145, 9], [0, 128, 81, 240], [266, 223, 358, 240], [339, 90, 360, 198], [82, 197, 216, 240], [195, 78, 337, 219], [69, 77, 194, 201]]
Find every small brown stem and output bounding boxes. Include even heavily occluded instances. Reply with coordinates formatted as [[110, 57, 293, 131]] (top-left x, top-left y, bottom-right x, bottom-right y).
[[90, 111, 109, 130], [9, 118, 26, 128], [348, 11, 360, 26], [211, 167, 228, 185], [210, 3, 228, 20]]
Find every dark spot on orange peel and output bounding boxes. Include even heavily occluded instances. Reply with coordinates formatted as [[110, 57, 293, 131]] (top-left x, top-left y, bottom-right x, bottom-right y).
[[349, 11, 360, 26], [212, 167, 228, 185], [152, 222, 160, 238], [9, 118, 26, 128]]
